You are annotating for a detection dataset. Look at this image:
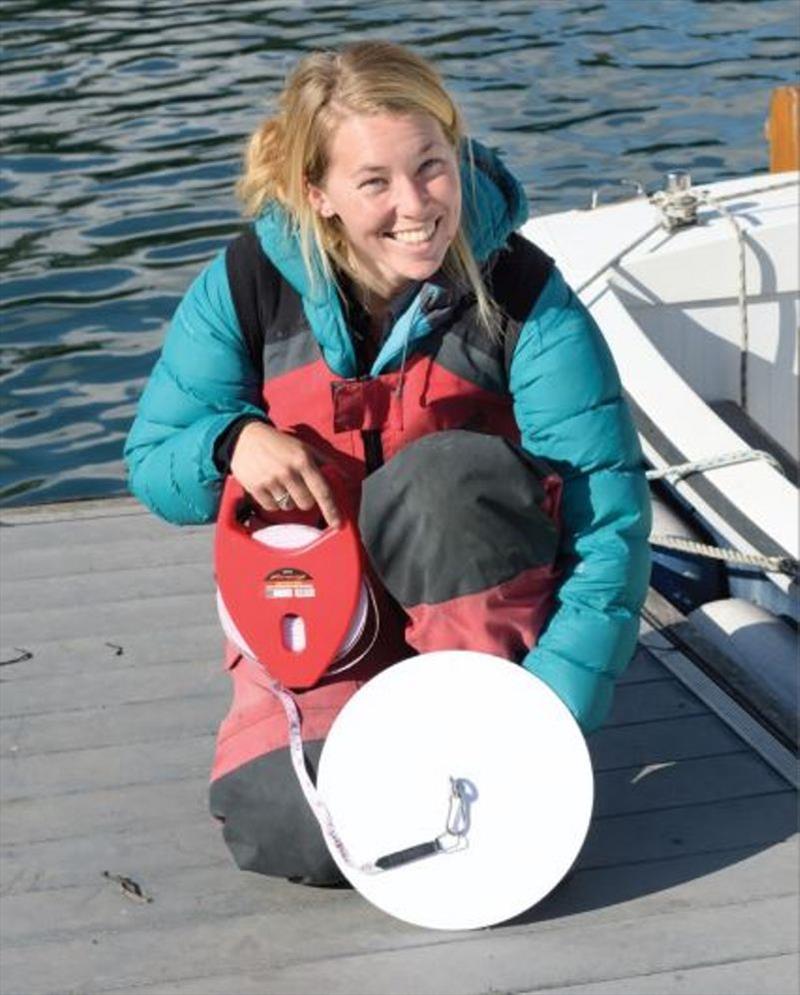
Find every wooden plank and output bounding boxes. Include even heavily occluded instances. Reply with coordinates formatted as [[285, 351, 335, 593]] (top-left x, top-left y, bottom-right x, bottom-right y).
[[642, 590, 798, 755], [0, 563, 215, 614], [1, 657, 224, 719], [0, 778, 211, 846], [0, 532, 211, 583], [0, 496, 143, 523], [615, 647, 665, 685], [1, 591, 219, 644], [0, 690, 225, 757], [225, 895, 800, 995], [1, 735, 212, 800], [5, 750, 791, 889], [605, 677, 707, 725], [0, 892, 382, 995], [0, 510, 202, 551], [3, 773, 794, 900], [2, 836, 795, 947], [1, 892, 795, 995], [592, 751, 786, 819], [0, 633, 661, 691], [581, 791, 795, 870], [0, 634, 659, 688], [589, 712, 747, 770], [0, 650, 672, 727], [4, 705, 740, 788], [1, 820, 229, 897], [92, 955, 799, 995], [2, 742, 791, 851], [531, 837, 799, 924], [0, 655, 689, 733], [0, 626, 223, 683], [522, 953, 800, 995], [0, 727, 760, 810], [0, 676, 718, 799]]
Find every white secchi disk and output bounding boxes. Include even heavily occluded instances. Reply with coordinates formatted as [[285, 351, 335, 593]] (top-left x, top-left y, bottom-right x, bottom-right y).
[[317, 650, 594, 930]]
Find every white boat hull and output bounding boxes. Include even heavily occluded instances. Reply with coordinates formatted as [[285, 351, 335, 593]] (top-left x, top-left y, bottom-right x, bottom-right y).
[[522, 172, 799, 605]]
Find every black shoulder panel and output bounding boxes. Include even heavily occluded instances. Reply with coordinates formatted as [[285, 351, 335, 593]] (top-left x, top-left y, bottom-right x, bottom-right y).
[[486, 232, 555, 373], [225, 226, 304, 375]]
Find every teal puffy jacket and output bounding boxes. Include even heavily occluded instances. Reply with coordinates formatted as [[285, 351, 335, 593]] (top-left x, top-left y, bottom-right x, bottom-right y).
[[125, 142, 652, 733]]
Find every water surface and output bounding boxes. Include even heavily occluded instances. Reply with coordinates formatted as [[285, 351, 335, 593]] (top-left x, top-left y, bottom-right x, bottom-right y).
[[1, 0, 797, 505]]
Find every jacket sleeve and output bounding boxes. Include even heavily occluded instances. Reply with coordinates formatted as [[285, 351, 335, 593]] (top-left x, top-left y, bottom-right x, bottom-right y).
[[508, 266, 652, 734], [123, 250, 267, 524]]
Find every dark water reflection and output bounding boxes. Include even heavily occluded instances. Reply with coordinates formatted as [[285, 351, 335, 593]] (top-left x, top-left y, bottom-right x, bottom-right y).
[[1, 0, 797, 505]]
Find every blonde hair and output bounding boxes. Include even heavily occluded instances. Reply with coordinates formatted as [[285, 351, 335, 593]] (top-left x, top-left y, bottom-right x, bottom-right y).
[[236, 41, 498, 333]]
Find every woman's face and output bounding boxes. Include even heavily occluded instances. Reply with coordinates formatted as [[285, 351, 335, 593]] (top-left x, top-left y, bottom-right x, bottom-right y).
[[307, 111, 461, 302]]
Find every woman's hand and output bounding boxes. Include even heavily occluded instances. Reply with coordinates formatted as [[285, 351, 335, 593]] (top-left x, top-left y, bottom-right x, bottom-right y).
[[229, 422, 342, 528]]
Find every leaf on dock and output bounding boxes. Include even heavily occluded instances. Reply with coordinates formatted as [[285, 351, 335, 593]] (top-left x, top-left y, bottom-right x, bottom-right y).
[[0, 648, 33, 666], [101, 870, 153, 903]]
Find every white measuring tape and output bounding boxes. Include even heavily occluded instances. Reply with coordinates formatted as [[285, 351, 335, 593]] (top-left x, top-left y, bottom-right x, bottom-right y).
[[217, 523, 471, 875]]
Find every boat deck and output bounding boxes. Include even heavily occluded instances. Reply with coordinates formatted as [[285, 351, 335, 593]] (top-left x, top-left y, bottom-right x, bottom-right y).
[[1, 498, 797, 995]]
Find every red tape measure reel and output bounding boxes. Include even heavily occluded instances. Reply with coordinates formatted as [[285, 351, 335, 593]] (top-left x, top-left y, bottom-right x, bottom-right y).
[[214, 470, 365, 688]]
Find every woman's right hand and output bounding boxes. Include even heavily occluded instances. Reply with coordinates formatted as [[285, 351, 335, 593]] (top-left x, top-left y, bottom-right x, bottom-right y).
[[229, 421, 342, 528]]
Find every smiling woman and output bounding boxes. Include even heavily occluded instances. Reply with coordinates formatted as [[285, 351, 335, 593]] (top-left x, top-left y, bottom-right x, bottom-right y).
[[236, 42, 492, 339], [305, 112, 462, 308], [123, 40, 651, 885]]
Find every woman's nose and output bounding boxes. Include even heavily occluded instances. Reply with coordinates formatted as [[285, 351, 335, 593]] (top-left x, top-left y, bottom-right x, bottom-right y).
[[395, 174, 429, 216]]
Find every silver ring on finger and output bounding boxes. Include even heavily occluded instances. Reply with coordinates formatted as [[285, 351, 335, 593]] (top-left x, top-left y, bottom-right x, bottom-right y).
[[273, 491, 294, 510]]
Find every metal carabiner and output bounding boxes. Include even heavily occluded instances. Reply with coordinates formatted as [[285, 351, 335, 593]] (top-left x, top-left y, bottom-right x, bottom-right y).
[[438, 776, 477, 851]]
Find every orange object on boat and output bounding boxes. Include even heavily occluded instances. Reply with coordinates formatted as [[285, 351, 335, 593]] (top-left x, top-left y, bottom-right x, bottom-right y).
[[766, 85, 800, 173]]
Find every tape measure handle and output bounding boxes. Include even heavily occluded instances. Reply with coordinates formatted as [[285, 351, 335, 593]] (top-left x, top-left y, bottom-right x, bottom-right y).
[[217, 465, 356, 535], [375, 840, 443, 871]]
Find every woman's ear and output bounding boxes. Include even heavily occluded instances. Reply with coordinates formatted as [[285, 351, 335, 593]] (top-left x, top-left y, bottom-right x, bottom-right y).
[[307, 182, 336, 219]]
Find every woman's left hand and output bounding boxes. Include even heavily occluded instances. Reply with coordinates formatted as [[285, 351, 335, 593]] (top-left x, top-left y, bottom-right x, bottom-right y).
[[230, 421, 342, 528]]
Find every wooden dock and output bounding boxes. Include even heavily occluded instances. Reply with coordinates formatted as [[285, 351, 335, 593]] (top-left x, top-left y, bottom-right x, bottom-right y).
[[1, 497, 797, 995]]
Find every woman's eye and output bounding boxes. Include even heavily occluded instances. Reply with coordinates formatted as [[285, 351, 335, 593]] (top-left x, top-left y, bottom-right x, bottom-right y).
[[420, 158, 444, 173], [359, 176, 387, 191]]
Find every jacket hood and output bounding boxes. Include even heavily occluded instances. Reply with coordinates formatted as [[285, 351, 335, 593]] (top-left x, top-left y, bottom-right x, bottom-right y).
[[253, 139, 529, 376], [459, 139, 529, 264]]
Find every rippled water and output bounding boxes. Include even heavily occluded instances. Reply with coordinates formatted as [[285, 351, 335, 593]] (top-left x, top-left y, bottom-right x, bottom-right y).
[[1, 0, 797, 506]]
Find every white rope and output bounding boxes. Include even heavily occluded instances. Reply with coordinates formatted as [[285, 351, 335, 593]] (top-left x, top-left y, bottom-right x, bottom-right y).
[[574, 221, 663, 296], [581, 176, 794, 414], [647, 450, 796, 575], [576, 176, 797, 298], [694, 189, 750, 412], [703, 177, 798, 203], [649, 532, 796, 576], [646, 448, 782, 483], [648, 176, 797, 414]]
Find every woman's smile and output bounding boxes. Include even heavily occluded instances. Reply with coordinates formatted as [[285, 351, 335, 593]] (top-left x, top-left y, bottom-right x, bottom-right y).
[[383, 217, 440, 245]]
